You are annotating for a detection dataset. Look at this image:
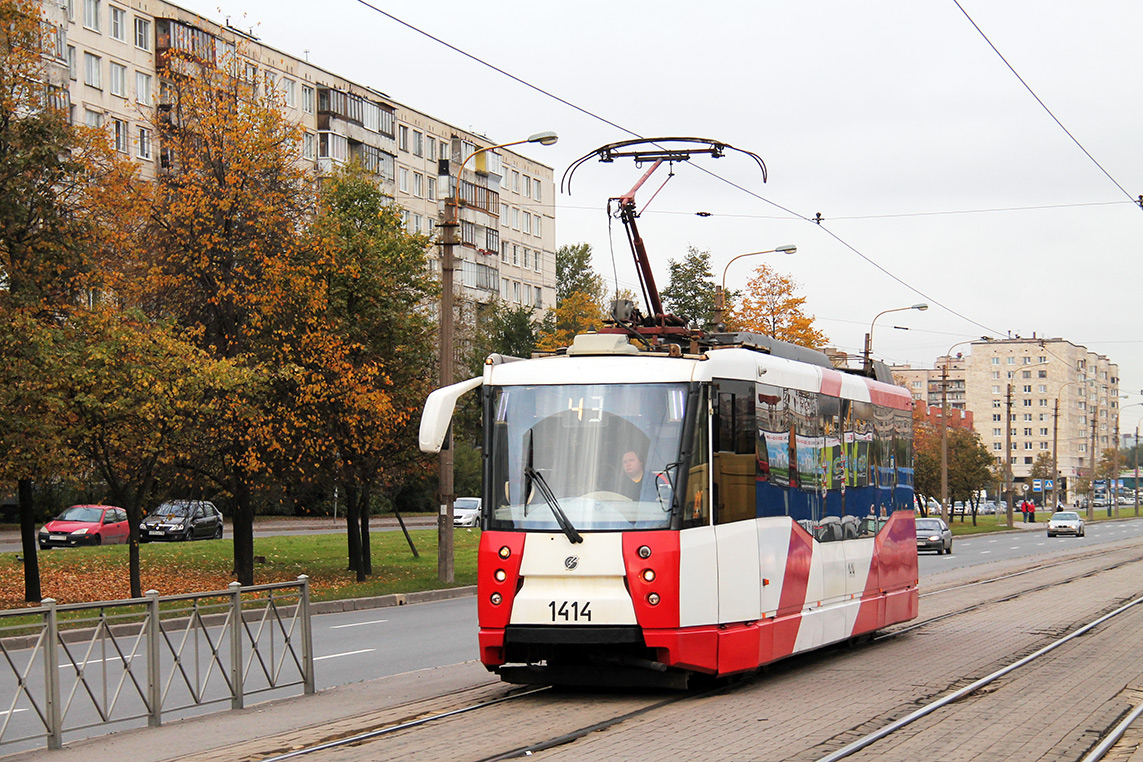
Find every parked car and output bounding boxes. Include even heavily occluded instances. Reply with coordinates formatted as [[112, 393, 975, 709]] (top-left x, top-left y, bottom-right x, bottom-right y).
[[39, 505, 129, 549], [452, 497, 482, 528], [1047, 511, 1085, 538], [915, 517, 953, 554], [140, 500, 223, 541]]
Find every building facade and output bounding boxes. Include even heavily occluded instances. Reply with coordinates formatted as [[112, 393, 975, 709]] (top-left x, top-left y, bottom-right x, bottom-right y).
[[963, 338, 1118, 500], [47, 0, 556, 310]]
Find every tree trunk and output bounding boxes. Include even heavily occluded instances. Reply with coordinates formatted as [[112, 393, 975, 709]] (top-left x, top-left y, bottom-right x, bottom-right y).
[[18, 478, 41, 603], [343, 482, 362, 577], [231, 471, 254, 585], [358, 488, 372, 578]]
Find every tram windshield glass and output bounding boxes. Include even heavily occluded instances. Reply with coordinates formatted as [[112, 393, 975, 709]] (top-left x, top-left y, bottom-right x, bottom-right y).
[[487, 382, 690, 531]]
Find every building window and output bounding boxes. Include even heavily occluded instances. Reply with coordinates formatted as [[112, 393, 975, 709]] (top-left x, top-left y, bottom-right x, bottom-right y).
[[1022, 371, 1031, 379], [112, 118, 128, 153], [522, 248, 530, 269], [67, 45, 76, 79], [135, 71, 151, 105], [84, 108, 102, 127], [302, 85, 314, 114], [993, 428, 1001, 437], [993, 442, 1002, 451], [109, 5, 126, 40], [992, 385, 1000, 394], [512, 245, 519, 266], [501, 241, 509, 264], [991, 357, 999, 365], [992, 414, 1001, 422], [283, 78, 296, 108], [302, 132, 315, 160], [134, 17, 150, 49], [1007, 357, 1015, 365], [522, 211, 531, 235], [521, 174, 530, 198], [84, 0, 100, 31], [83, 52, 101, 88], [533, 178, 541, 201], [992, 400, 1002, 408], [1023, 399, 1032, 407], [398, 167, 409, 193], [534, 215, 541, 237], [427, 137, 436, 162], [1039, 399, 1048, 407], [109, 61, 126, 96], [412, 130, 423, 157], [399, 125, 409, 152], [500, 203, 509, 227], [427, 176, 436, 201], [413, 172, 423, 198], [136, 126, 151, 159], [1023, 385, 1032, 393]]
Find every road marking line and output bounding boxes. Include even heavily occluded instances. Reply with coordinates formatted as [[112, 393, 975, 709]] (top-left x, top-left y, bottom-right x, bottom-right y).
[[314, 649, 375, 661], [980, 551, 991, 554], [59, 656, 134, 669], [0, 709, 27, 716], [330, 620, 389, 629]]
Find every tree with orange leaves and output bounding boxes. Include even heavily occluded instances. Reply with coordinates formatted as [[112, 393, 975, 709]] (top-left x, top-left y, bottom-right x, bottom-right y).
[[726, 262, 828, 349], [135, 48, 313, 585], [0, 0, 144, 600]]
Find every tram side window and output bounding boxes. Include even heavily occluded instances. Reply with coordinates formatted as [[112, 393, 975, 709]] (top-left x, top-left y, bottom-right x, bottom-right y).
[[893, 407, 914, 511], [756, 384, 790, 518], [681, 387, 710, 529], [714, 380, 756, 525]]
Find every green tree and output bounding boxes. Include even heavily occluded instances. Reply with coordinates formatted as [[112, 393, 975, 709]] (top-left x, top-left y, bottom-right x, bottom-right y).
[[660, 246, 717, 329], [302, 163, 435, 579], [64, 309, 244, 597], [555, 243, 603, 304], [947, 428, 994, 524]]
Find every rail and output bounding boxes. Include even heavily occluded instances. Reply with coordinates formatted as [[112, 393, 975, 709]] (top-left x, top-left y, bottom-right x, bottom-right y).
[[0, 576, 314, 752]]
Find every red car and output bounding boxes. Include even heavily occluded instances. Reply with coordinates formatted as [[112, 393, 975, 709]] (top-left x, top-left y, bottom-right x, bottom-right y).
[[38, 504, 130, 549]]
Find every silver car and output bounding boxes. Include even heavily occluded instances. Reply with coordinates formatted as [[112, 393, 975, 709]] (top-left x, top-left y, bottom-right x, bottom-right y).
[[1047, 511, 1084, 538], [452, 497, 482, 528], [915, 517, 953, 554]]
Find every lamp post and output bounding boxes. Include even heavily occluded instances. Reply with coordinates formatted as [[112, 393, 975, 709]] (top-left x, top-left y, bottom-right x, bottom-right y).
[[939, 337, 990, 524], [437, 130, 557, 583], [863, 303, 928, 374], [713, 244, 797, 329]]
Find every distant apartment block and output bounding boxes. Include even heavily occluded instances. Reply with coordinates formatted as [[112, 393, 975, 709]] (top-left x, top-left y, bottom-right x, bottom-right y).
[[44, 0, 556, 312]]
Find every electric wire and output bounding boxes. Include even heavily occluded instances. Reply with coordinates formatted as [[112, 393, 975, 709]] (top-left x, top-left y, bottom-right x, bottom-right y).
[[351, 1, 1117, 343], [951, 0, 1139, 208]]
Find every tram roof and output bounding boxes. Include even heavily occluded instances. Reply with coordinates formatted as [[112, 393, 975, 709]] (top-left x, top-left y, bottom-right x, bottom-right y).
[[483, 334, 911, 410]]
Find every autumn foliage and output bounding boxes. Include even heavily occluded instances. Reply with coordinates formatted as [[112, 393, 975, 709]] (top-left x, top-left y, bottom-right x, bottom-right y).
[[726, 262, 828, 349]]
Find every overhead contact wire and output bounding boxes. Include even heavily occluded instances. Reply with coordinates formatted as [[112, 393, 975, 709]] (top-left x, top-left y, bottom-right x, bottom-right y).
[[952, 0, 1139, 207]]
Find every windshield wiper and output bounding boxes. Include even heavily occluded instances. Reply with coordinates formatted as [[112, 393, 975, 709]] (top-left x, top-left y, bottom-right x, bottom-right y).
[[524, 466, 582, 544]]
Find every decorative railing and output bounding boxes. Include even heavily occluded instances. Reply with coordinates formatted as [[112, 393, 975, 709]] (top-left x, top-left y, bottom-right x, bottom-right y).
[[0, 577, 313, 752]]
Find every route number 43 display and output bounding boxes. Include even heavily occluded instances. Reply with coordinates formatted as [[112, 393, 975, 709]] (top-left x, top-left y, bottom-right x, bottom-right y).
[[548, 600, 592, 622]]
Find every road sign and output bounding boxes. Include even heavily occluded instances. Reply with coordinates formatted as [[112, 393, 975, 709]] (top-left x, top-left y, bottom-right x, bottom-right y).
[[1032, 479, 1042, 492], [1044, 479, 1054, 489]]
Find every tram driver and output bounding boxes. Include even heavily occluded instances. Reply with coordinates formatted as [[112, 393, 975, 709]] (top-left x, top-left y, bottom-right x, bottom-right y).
[[618, 450, 647, 500]]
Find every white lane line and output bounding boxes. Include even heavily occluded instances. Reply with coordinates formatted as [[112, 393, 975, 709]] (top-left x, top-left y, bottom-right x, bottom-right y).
[[980, 551, 992, 554], [59, 656, 134, 669], [330, 619, 388, 629], [314, 649, 375, 662], [0, 709, 28, 716]]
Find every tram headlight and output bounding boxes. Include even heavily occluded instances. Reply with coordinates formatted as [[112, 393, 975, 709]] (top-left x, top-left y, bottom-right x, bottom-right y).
[[498, 546, 511, 559], [647, 593, 660, 606], [638, 545, 652, 559], [490, 592, 503, 605], [641, 568, 656, 583], [494, 569, 507, 582]]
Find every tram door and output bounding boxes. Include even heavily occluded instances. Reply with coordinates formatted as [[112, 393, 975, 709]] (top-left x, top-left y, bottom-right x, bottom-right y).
[[713, 380, 756, 524]]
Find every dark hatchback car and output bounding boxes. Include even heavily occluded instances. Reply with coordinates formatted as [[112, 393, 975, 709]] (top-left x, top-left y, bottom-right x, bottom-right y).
[[140, 500, 223, 542], [915, 516, 953, 554]]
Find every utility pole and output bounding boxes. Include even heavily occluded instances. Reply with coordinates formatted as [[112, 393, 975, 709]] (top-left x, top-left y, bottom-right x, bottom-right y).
[[437, 203, 457, 583], [1005, 384, 1014, 528], [1051, 396, 1060, 510], [1088, 401, 1098, 522], [1113, 416, 1120, 519], [940, 361, 950, 525]]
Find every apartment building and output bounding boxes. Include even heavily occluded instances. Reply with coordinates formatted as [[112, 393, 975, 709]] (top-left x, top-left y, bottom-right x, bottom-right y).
[[892, 354, 968, 410], [963, 338, 1118, 499], [48, 0, 556, 310]]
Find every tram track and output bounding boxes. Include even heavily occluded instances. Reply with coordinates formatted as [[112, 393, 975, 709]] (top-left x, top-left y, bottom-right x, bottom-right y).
[[174, 541, 1143, 762]]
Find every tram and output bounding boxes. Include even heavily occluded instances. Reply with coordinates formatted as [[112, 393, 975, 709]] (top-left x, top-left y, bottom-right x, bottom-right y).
[[420, 139, 918, 688]]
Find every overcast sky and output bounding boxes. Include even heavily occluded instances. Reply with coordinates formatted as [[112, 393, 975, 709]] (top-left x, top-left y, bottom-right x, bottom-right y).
[[178, 0, 1143, 414]]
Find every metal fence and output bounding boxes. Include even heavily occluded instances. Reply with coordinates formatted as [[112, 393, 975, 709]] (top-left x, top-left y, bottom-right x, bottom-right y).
[[0, 576, 314, 751]]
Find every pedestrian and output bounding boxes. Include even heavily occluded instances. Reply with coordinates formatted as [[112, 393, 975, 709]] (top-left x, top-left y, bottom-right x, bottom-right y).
[[1020, 499, 1029, 522], [1028, 500, 1036, 523]]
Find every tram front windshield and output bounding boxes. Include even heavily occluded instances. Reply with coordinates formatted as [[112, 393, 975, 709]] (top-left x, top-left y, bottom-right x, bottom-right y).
[[487, 383, 689, 532]]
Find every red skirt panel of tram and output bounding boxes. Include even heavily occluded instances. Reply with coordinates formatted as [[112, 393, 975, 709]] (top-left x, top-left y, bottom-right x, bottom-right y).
[[477, 512, 917, 677]]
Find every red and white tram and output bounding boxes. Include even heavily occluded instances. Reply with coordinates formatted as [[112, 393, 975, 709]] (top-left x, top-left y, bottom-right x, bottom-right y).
[[421, 331, 917, 687], [419, 139, 917, 687]]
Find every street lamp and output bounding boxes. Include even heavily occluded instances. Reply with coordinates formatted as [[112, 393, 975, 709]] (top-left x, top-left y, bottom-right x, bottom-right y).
[[713, 244, 797, 329], [939, 337, 990, 524], [437, 130, 557, 583], [863, 303, 928, 374]]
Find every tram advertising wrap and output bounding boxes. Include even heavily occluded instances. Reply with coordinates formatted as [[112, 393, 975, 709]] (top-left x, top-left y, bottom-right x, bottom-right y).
[[421, 332, 919, 689]]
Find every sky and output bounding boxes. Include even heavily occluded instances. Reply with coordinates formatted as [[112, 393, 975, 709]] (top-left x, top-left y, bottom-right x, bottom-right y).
[[177, 0, 1143, 414]]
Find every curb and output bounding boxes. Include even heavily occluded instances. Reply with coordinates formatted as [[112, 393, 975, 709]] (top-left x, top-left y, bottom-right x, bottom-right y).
[[310, 585, 477, 614]]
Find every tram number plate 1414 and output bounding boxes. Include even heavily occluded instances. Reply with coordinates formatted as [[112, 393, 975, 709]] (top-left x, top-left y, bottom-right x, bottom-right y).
[[549, 600, 592, 622]]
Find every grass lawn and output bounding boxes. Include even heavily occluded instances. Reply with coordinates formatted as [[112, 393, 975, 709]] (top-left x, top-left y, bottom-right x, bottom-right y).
[[0, 527, 481, 610]]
